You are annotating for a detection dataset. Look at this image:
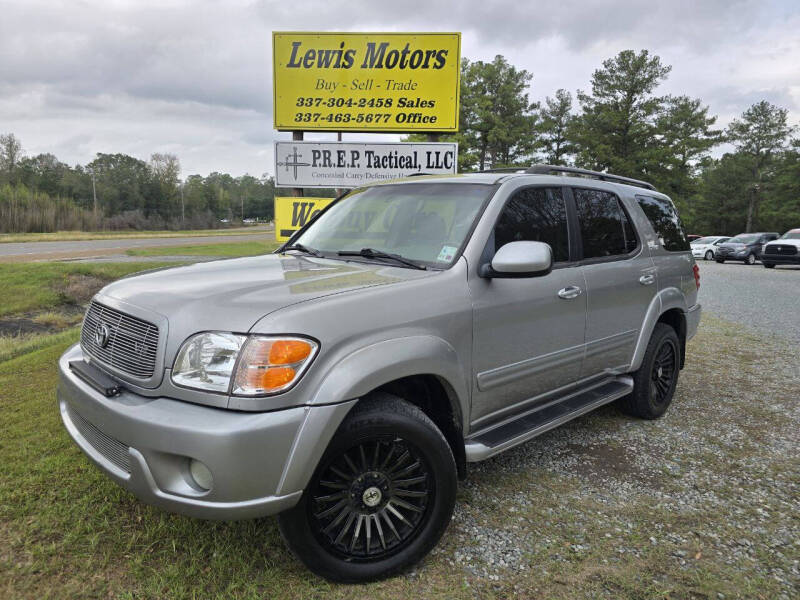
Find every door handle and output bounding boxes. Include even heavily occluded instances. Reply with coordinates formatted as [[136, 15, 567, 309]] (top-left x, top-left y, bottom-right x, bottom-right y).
[[557, 285, 582, 299], [639, 274, 656, 285]]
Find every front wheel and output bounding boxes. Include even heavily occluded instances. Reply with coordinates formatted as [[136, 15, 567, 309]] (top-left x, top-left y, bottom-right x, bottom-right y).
[[746, 253, 757, 265], [278, 393, 457, 583], [620, 323, 680, 419], [704, 250, 714, 260], [764, 262, 775, 269]]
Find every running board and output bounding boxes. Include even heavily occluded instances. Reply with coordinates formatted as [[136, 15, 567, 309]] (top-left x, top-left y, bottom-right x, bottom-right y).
[[464, 377, 633, 462]]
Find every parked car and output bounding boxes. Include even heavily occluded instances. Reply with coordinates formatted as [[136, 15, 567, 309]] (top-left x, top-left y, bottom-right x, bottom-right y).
[[686, 234, 703, 242], [714, 232, 780, 264], [691, 235, 730, 260], [762, 228, 800, 268], [58, 165, 701, 582]]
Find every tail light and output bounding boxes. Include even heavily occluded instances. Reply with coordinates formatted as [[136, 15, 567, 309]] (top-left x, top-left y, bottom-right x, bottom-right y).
[[693, 263, 700, 290]]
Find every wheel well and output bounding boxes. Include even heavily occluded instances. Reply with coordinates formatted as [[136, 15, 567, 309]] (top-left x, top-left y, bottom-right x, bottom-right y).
[[368, 375, 467, 479], [657, 308, 687, 369]]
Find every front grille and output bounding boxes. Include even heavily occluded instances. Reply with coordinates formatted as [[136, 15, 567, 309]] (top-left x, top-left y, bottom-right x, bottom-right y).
[[764, 244, 797, 256], [66, 404, 131, 473], [81, 302, 159, 379]]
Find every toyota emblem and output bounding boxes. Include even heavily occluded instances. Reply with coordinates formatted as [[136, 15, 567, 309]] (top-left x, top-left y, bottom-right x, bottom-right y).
[[94, 323, 111, 348]]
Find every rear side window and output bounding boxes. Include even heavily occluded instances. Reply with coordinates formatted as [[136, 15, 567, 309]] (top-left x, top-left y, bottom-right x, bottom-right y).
[[494, 187, 570, 262], [573, 188, 637, 259], [635, 195, 690, 251]]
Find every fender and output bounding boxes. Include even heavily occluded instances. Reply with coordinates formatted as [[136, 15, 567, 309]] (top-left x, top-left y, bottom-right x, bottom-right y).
[[629, 286, 687, 372], [276, 335, 469, 495]]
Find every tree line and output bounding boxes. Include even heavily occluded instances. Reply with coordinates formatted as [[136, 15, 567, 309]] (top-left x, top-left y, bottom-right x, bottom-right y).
[[411, 49, 799, 235], [2, 48, 798, 234], [0, 141, 284, 233]]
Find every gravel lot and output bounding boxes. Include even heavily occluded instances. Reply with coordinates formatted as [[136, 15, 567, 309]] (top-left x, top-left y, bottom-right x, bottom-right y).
[[697, 259, 800, 343]]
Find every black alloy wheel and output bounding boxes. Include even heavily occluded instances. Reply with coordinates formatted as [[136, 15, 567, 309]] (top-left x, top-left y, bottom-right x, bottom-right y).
[[277, 394, 457, 583], [620, 323, 681, 419], [308, 436, 432, 560], [649, 339, 677, 408]]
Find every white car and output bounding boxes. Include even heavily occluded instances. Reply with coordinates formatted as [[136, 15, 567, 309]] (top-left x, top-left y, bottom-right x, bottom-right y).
[[691, 236, 731, 260], [761, 228, 800, 268]]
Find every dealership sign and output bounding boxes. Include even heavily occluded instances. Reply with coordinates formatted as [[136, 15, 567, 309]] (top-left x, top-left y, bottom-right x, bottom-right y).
[[274, 196, 335, 242], [272, 32, 461, 132], [275, 141, 457, 188]]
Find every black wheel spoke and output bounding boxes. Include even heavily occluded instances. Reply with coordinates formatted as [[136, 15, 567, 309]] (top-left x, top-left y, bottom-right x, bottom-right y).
[[309, 435, 433, 562]]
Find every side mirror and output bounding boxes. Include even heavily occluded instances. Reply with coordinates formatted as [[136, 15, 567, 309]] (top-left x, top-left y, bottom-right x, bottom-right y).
[[480, 241, 553, 278]]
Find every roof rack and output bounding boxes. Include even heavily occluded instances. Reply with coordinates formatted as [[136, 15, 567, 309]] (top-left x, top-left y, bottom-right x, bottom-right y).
[[477, 164, 656, 190], [525, 164, 656, 190]]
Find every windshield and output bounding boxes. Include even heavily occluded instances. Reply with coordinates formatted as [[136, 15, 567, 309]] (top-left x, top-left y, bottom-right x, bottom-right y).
[[727, 234, 758, 244], [780, 231, 800, 240], [291, 183, 494, 267], [691, 236, 717, 244]]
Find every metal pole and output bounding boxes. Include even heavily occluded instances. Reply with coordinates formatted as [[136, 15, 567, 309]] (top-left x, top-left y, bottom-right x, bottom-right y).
[[292, 131, 304, 198], [335, 131, 345, 197]]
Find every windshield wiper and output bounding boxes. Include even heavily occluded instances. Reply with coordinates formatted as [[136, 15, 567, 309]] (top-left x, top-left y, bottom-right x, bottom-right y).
[[282, 243, 322, 257], [337, 248, 427, 270]]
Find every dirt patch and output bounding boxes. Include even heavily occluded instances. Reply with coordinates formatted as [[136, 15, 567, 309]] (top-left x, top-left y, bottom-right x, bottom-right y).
[[0, 306, 84, 336], [564, 441, 666, 490], [57, 274, 108, 305]]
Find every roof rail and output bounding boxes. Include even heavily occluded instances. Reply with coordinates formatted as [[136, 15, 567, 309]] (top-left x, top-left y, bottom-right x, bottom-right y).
[[524, 164, 656, 190]]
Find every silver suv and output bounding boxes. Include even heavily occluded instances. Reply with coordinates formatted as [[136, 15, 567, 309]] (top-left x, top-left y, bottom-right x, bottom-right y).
[[58, 165, 701, 582]]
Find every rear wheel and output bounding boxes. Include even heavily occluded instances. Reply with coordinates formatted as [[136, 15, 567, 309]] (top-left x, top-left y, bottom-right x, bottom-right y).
[[746, 253, 757, 265], [764, 262, 775, 269], [704, 250, 714, 261], [278, 393, 457, 583], [620, 323, 680, 420]]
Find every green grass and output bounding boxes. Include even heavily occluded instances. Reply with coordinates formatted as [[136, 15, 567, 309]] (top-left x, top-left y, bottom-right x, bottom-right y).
[[0, 262, 180, 317], [127, 240, 280, 258], [0, 226, 271, 244], [0, 327, 80, 363], [0, 318, 797, 599]]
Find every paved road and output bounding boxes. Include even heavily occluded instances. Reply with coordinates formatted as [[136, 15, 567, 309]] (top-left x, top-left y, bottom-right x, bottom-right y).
[[0, 229, 275, 262], [697, 259, 800, 343]]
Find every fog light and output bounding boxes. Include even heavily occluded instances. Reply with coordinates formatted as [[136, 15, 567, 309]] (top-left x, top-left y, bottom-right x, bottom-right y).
[[189, 459, 213, 490]]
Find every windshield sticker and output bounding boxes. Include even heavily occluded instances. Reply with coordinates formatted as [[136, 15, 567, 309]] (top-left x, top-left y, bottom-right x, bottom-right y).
[[437, 245, 458, 262]]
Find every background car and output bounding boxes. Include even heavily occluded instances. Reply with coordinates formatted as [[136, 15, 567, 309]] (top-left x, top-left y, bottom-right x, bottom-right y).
[[691, 235, 730, 260], [762, 228, 800, 268], [714, 232, 780, 264]]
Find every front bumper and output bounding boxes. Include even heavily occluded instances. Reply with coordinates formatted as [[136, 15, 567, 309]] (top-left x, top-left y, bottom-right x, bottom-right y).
[[761, 254, 800, 264], [58, 343, 355, 520]]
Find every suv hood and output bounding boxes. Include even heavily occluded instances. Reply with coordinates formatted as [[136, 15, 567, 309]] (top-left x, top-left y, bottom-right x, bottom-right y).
[[97, 253, 434, 336]]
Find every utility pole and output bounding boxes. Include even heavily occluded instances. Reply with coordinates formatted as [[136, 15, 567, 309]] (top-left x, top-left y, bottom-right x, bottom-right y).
[[335, 131, 345, 197], [91, 169, 98, 221]]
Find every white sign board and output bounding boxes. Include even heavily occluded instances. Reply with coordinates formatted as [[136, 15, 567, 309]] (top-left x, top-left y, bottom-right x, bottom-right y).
[[274, 141, 457, 188]]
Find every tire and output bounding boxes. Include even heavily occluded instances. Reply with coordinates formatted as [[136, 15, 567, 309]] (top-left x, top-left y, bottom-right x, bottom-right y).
[[620, 323, 680, 420], [746, 253, 756, 265], [764, 262, 775, 269], [704, 250, 714, 261], [715, 259, 724, 264], [277, 393, 457, 583]]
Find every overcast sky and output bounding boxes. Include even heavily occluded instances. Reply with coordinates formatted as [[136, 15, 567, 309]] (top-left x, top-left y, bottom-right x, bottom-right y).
[[2, 0, 798, 177]]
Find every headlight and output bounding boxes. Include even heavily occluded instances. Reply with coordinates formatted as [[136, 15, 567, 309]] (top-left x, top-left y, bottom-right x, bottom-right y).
[[171, 332, 318, 395]]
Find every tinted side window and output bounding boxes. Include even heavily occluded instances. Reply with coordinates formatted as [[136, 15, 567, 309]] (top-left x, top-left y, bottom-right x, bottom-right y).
[[494, 187, 569, 262], [573, 188, 637, 259], [635, 195, 690, 251]]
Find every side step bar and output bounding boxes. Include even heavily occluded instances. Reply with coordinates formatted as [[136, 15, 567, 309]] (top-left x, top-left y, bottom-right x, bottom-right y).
[[464, 377, 633, 462]]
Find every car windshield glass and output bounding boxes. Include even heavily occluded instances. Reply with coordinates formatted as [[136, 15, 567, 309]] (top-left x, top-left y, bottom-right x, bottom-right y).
[[291, 183, 493, 267], [780, 231, 800, 240], [692, 236, 717, 244], [727, 234, 758, 244]]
